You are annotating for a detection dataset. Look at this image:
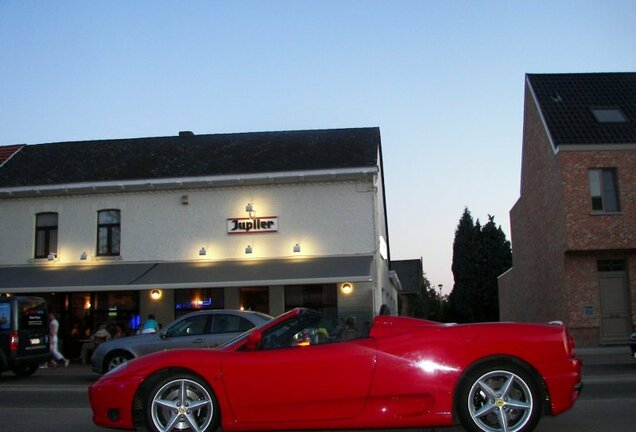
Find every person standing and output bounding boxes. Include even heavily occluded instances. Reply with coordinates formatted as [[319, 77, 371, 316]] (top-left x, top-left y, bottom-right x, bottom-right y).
[[48, 312, 69, 367], [141, 314, 159, 334]]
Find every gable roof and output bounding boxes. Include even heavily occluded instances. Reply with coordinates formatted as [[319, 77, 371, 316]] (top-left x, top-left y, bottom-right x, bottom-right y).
[[0, 128, 380, 188], [527, 72, 636, 147]]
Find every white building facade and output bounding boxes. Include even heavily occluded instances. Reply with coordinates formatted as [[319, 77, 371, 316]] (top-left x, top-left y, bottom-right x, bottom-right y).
[[0, 128, 397, 348]]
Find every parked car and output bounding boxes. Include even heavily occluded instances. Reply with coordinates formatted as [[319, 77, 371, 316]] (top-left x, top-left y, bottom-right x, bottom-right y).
[[91, 309, 271, 374], [0, 295, 50, 377], [89, 308, 582, 432], [630, 332, 636, 359]]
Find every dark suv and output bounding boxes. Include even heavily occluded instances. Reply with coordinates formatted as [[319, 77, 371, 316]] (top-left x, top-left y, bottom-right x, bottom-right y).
[[0, 296, 50, 376]]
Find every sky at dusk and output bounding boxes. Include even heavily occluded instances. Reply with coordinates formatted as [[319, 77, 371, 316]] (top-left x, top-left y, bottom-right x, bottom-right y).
[[2, 1, 635, 294]]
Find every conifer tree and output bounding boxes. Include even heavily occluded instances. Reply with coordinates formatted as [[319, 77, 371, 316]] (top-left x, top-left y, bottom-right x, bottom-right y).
[[450, 209, 512, 322]]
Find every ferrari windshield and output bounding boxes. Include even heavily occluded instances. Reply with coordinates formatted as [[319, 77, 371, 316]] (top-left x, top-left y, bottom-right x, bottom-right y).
[[219, 308, 368, 351]]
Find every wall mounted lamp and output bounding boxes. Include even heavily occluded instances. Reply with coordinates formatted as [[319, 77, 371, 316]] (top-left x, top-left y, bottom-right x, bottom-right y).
[[80, 252, 88, 261], [150, 289, 162, 300], [245, 203, 255, 219], [47, 252, 57, 261], [340, 282, 354, 295], [199, 247, 207, 256], [293, 243, 301, 253], [245, 245, 253, 254]]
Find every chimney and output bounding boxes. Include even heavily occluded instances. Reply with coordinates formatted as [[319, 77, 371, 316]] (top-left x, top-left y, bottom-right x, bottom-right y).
[[179, 131, 194, 137]]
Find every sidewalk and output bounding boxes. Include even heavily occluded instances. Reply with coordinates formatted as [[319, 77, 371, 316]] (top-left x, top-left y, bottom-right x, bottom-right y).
[[36, 360, 96, 377]]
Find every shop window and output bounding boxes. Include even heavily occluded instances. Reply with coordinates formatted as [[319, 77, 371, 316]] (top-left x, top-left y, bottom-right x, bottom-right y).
[[91, 291, 140, 333], [175, 288, 224, 317], [284, 284, 337, 319], [588, 169, 620, 213], [97, 209, 121, 256], [240, 287, 269, 315], [34, 212, 58, 259]]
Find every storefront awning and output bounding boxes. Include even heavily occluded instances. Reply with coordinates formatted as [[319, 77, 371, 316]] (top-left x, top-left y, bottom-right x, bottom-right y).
[[0, 263, 157, 293], [0, 256, 374, 293]]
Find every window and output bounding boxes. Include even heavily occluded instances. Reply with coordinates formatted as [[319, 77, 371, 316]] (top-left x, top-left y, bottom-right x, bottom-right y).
[[591, 107, 628, 123], [97, 210, 121, 256], [34, 212, 58, 259], [175, 288, 224, 317], [212, 314, 255, 334], [166, 314, 209, 337], [597, 259, 626, 272], [588, 169, 620, 213]]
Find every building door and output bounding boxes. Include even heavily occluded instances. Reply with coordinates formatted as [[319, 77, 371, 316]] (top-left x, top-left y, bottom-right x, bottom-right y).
[[598, 260, 632, 344]]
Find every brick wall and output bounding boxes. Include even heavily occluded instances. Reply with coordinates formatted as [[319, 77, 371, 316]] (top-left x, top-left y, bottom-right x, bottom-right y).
[[560, 151, 636, 251], [499, 83, 568, 323], [500, 80, 636, 346]]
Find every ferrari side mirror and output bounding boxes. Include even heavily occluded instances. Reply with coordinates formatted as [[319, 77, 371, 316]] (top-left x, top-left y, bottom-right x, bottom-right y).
[[244, 330, 262, 351]]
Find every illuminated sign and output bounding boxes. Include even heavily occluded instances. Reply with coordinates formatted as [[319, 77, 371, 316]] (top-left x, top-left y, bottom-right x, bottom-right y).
[[227, 217, 278, 234], [176, 298, 214, 310]]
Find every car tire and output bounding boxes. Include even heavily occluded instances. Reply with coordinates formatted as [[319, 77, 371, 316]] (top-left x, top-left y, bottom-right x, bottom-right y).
[[11, 364, 39, 377], [457, 362, 543, 432], [145, 372, 219, 432], [104, 351, 133, 372]]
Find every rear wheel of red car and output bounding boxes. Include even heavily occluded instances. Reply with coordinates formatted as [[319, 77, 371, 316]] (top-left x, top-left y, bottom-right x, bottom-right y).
[[457, 363, 543, 432], [145, 373, 218, 432]]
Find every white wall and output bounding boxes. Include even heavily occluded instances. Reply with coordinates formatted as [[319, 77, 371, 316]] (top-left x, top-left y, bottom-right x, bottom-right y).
[[0, 180, 377, 265]]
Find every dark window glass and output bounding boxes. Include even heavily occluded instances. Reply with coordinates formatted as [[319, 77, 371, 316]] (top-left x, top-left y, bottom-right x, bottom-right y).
[[34, 212, 58, 258], [97, 210, 121, 256], [284, 284, 337, 321], [591, 108, 628, 123], [18, 298, 48, 329], [588, 169, 620, 213], [597, 260, 626, 272], [166, 314, 209, 337], [212, 314, 255, 334]]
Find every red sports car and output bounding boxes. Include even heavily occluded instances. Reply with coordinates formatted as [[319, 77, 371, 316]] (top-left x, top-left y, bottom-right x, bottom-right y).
[[89, 308, 582, 432]]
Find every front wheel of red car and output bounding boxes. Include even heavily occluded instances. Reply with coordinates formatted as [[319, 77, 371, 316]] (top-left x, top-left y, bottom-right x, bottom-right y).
[[145, 373, 219, 432], [457, 363, 543, 432]]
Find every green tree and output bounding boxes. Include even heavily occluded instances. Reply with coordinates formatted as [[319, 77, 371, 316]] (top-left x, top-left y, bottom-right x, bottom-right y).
[[450, 209, 511, 322], [450, 208, 479, 322], [475, 215, 512, 321]]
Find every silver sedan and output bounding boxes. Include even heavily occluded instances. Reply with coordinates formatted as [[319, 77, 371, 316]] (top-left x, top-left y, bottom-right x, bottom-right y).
[[91, 309, 271, 374]]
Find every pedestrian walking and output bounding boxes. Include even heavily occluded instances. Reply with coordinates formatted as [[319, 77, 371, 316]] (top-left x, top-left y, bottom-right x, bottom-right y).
[[46, 312, 69, 367]]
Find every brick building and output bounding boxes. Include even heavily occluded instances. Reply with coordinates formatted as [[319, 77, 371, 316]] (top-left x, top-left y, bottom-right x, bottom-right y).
[[499, 73, 636, 347]]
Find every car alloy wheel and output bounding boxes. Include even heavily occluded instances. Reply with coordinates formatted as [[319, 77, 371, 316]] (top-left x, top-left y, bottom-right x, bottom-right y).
[[458, 364, 542, 432], [105, 352, 133, 371], [148, 375, 217, 432]]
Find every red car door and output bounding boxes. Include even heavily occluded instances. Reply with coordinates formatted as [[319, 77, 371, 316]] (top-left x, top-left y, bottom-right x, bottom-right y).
[[221, 339, 376, 424]]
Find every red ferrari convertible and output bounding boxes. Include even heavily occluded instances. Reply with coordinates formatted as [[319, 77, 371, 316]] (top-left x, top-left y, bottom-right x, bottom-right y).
[[89, 308, 582, 432]]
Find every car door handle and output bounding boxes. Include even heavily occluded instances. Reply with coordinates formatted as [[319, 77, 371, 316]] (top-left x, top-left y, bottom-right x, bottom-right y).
[[192, 338, 204, 344]]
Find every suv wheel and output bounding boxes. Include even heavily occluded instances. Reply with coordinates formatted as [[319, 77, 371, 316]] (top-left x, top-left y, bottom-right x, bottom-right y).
[[12, 364, 39, 377]]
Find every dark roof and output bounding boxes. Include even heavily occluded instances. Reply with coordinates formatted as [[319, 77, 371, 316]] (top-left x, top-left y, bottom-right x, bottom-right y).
[[527, 72, 636, 146], [390, 259, 423, 295], [0, 128, 380, 188]]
